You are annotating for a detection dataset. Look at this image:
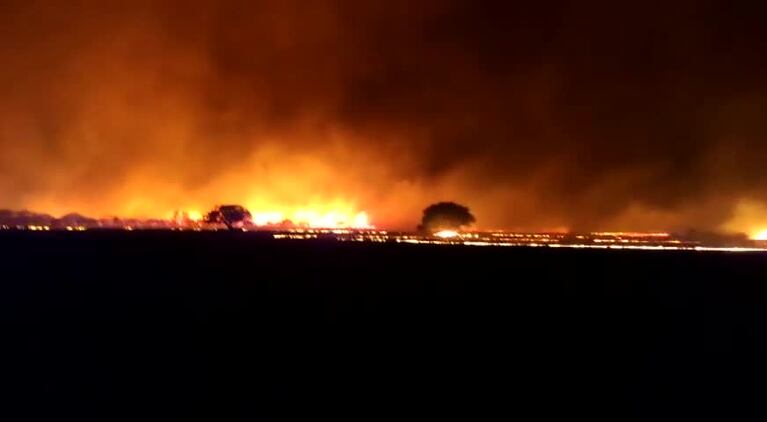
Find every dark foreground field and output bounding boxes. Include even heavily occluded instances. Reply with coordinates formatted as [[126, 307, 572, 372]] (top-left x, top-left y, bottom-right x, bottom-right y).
[[2, 231, 767, 420]]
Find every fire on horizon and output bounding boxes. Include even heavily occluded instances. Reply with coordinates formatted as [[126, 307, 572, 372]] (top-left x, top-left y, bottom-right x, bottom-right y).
[[1, 2, 767, 237]]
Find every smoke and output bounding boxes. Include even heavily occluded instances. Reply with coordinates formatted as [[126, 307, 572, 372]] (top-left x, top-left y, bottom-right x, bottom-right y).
[[0, 1, 766, 232]]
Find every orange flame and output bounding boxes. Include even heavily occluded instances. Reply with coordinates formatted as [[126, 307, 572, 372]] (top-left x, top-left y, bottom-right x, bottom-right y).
[[248, 209, 372, 228]]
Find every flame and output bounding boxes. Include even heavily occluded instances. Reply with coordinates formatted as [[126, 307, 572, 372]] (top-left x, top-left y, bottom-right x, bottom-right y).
[[187, 211, 203, 222], [252, 212, 285, 226], [172, 205, 371, 229], [723, 200, 767, 240], [245, 208, 372, 229], [434, 230, 459, 239]]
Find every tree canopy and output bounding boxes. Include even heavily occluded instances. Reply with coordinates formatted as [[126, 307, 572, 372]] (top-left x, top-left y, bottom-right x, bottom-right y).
[[205, 205, 252, 230], [418, 202, 475, 233]]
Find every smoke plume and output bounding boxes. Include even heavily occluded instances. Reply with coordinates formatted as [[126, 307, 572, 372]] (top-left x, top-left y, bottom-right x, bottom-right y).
[[1, 1, 766, 232]]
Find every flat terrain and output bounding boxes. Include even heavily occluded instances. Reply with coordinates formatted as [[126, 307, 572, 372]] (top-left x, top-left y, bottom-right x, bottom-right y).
[[2, 231, 767, 420]]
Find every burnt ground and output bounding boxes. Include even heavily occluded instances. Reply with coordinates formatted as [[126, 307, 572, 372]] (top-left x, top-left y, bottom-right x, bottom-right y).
[[2, 231, 767, 420]]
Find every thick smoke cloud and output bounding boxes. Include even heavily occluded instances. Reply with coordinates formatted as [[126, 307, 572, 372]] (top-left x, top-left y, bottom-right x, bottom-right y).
[[0, 0, 766, 232]]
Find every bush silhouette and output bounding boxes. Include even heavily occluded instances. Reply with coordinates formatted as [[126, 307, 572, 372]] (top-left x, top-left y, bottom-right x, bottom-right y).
[[418, 202, 475, 233]]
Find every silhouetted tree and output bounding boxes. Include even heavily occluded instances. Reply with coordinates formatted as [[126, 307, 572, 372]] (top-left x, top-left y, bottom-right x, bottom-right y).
[[418, 202, 475, 233], [205, 205, 252, 230]]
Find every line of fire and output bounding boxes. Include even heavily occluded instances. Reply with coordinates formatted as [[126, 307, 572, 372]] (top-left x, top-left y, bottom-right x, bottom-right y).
[[2, 205, 766, 252]]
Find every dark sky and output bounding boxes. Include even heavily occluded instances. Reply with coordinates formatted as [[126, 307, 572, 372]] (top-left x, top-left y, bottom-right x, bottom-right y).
[[0, 0, 766, 232]]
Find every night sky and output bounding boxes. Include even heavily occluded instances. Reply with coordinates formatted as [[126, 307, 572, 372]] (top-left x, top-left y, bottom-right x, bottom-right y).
[[0, 1, 766, 232]]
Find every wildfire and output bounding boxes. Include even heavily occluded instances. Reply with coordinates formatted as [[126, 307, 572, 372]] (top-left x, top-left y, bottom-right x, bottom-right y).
[[249, 209, 372, 229], [434, 230, 460, 239], [164, 199, 375, 230], [752, 229, 767, 241], [187, 211, 203, 222]]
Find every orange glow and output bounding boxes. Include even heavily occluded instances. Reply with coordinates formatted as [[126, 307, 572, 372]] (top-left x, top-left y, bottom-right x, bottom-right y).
[[15, 122, 430, 229], [723, 201, 767, 240], [434, 230, 459, 239], [250, 209, 372, 229], [4, 2, 767, 236], [187, 211, 203, 222]]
